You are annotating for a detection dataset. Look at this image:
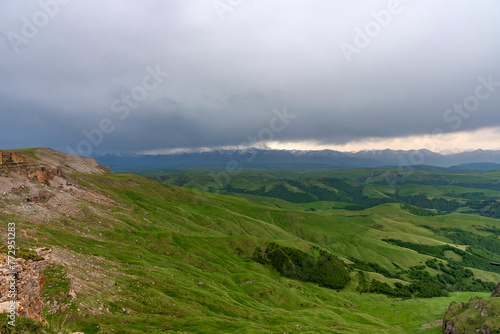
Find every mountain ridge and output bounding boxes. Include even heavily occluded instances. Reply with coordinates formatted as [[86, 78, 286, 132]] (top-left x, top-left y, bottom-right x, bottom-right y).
[[94, 148, 500, 171]]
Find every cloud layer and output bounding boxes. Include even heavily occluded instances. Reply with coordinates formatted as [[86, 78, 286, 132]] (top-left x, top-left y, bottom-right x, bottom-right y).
[[1, 0, 500, 155]]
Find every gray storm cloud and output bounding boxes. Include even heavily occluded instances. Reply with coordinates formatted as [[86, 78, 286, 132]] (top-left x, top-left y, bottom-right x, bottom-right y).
[[1, 0, 499, 154]]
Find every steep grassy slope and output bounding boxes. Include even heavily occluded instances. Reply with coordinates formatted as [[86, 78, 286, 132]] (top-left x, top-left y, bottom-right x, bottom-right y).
[[1, 149, 499, 333], [34, 175, 500, 332]]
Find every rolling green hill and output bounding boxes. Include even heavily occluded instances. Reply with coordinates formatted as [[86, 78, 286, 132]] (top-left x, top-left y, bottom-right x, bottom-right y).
[[145, 168, 500, 219], [1, 149, 499, 333]]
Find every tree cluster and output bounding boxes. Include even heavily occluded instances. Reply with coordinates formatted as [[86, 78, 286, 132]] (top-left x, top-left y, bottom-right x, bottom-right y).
[[253, 243, 351, 290]]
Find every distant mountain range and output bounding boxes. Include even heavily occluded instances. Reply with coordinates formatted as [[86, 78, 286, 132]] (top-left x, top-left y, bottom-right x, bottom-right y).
[[94, 148, 500, 171]]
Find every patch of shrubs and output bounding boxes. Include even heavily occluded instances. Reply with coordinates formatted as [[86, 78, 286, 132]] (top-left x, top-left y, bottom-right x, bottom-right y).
[[253, 243, 351, 290], [400, 204, 439, 216], [0, 246, 44, 261], [349, 258, 402, 279], [382, 238, 500, 273], [393, 192, 460, 213], [353, 257, 495, 299], [357, 266, 447, 298]]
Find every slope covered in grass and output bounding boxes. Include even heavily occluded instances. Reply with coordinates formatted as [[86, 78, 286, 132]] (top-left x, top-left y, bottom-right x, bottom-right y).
[[1, 149, 499, 332]]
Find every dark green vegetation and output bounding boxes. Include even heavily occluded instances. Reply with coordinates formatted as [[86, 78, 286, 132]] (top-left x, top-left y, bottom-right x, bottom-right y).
[[0, 246, 45, 261], [4, 150, 500, 333], [383, 237, 500, 275], [253, 243, 351, 289], [145, 167, 500, 217]]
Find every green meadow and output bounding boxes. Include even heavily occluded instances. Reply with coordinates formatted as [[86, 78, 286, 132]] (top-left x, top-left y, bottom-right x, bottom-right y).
[[2, 159, 500, 332]]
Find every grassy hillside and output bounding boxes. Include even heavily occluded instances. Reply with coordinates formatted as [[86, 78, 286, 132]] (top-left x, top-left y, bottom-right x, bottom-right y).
[[1, 151, 500, 332]]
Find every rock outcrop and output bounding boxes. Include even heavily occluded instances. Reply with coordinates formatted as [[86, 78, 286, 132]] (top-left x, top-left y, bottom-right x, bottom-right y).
[[0, 150, 63, 183], [17, 166, 63, 183], [0, 152, 25, 165], [0, 251, 49, 322], [491, 283, 500, 297], [443, 295, 500, 333], [0, 148, 115, 224]]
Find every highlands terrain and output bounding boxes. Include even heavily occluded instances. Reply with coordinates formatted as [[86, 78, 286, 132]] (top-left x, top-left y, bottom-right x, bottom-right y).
[[96, 149, 500, 171], [1, 148, 500, 333]]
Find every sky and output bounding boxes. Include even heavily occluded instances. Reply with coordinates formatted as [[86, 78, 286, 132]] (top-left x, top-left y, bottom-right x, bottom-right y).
[[1, 0, 500, 156]]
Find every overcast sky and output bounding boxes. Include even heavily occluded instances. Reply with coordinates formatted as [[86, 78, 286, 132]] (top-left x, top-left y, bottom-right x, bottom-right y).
[[1, 0, 500, 156]]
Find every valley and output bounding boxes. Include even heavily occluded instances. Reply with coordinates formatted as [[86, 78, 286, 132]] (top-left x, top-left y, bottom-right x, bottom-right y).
[[1, 149, 500, 333]]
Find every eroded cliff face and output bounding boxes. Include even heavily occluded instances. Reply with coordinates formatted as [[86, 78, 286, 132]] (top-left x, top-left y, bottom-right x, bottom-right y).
[[0, 149, 114, 221], [0, 250, 50, 322], [0, 152, 25, 164], [0, 149, 115, 329], [17, 166, 63, 183], [0, 151, 63, 183]]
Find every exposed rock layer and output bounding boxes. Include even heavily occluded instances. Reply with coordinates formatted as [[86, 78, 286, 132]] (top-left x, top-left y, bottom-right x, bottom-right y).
[[0, 151, 63, 183], [17, 166, 63, 183], [443, 295, 500, 333], [0, 251, 49, 321]]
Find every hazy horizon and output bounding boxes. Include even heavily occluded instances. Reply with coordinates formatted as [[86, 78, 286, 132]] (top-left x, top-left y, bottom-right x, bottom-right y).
[[2, 1, 500, 155]]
